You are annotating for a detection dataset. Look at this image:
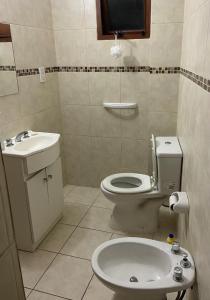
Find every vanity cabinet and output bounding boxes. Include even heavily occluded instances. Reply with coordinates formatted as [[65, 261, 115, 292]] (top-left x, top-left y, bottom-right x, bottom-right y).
[[27, 159, 63, 243], [3, 142, 64, 252]]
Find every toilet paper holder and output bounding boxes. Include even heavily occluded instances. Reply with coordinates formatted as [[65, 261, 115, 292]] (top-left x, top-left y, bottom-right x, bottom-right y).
[[169, 192, 189, 214]]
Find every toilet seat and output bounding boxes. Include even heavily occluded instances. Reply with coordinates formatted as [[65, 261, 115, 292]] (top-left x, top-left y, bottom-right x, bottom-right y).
[[102, 173, 152, 194]]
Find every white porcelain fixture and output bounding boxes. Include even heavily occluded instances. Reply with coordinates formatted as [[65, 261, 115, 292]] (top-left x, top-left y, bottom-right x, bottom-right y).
[[92, 237, 195, 300], [103, 102, 137, 109], [3, 131, 63, 251], [101, 135, 183, 233], [3, 131, 60, 157]]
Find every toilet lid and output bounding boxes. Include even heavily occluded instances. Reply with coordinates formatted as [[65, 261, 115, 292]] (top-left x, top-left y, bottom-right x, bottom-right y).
[[102, 173, 152, 194]]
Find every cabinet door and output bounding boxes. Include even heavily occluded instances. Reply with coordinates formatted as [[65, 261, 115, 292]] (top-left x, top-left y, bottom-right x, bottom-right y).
[[47, 158, 64, 222], [26, 169, 51, 243]]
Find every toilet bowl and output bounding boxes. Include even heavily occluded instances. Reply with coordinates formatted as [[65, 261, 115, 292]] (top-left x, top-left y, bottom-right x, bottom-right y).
[[92, 237, 195, 300], [101, 135, 183, 233]]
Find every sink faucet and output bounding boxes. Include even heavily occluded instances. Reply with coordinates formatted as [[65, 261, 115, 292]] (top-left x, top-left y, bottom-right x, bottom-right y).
[[15, 130, 30, 142]]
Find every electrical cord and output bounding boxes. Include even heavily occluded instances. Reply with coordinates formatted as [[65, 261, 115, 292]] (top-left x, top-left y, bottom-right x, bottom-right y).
[[175, 291, 181, 300], [179, 290, 186, 300]]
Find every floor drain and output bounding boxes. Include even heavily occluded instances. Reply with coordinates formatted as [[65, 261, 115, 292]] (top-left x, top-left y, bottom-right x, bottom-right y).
[[130, 276, 138, 283]]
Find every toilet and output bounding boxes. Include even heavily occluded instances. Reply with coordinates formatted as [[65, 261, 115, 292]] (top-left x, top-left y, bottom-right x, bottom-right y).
[[101, 135, 183, 233], [92, 237, 195, 300]]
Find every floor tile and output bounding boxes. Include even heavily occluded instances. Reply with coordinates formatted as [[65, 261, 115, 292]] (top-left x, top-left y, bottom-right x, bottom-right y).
[[28, 291, 63, 300], [83, 275, 114, 300], [60, 203, 89, 226], [112, 230, 154, 238], [61, 227, 111, 259], [79, 207, 114, 232], [39, 224, 76, 252], [167, 292, 179, 300], [25, 288, 32, 297], [36, 254, 93, 300], [64, 186, 100, 206], [63, 185, 75, 198], [93, 191, 114, 209], [19, 250, 56, 289]]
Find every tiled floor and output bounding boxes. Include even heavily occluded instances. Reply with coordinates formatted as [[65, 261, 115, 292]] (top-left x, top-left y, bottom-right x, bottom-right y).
[[20, 185, 178, 300]]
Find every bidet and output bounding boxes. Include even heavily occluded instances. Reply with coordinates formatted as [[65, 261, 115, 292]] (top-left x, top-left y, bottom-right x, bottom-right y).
[[92, 238, 195, 300]]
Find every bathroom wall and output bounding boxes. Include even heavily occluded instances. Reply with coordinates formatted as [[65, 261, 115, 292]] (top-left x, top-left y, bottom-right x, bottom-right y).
[[177, 1, 210, 300], [0, 0, 61, 140], [52, 0, 184, 186]]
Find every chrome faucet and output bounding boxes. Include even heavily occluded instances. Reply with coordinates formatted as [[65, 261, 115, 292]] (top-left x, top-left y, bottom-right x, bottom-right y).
[[15, 130, 30, 142]]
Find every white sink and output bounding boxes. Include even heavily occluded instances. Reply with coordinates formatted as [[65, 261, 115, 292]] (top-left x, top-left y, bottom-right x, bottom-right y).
[[3, 132, 60, 157], [3, 131, 61, 175]]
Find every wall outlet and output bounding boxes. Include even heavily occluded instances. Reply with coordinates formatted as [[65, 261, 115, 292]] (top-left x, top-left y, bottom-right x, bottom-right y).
[[39, 66, 46, 83]]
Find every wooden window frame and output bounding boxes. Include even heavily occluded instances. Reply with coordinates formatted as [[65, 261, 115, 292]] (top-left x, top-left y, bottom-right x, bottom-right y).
[[96, 0, 151, 40], [0, 23, 12, 42]]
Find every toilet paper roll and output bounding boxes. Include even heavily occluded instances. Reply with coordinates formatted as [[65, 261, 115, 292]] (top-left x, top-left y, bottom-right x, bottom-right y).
[[169, 194, 177, 213], [169, 192, 189, 214]]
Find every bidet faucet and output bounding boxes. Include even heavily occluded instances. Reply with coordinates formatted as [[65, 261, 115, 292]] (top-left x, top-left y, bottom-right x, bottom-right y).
[[15, 130, 30, 142]]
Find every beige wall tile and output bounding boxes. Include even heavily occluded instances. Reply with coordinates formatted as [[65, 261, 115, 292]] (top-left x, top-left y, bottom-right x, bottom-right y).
[[121, 139, 149, 173], [0, 71, 18, 97], [148, 111, 177, 136], [61, 105, 90, 136], [58, 72, 90, 105], [54, 30, 86, 66], [120, 39, 150, 66], [89, 72, 120, 105], [0, 43, 15, 65], [8, 0, 53, 28], [0, 0, 10, 23], [90, 106, 121, 138], [148, 74, 179, 112], [86, 29, 122, 66], [91, 137, 122, 185], [84, 0, 97, 29], [51, 0, 85, 30], [11, 25, 56, 69], [177, 1, 210, 300], [150, 23, 183, 67], [152, 0, 184, 23], [0, 94, 21, 129], [120, 109, 148, 140], [120, 73, 149, 109], [63, 135, 95, 186]]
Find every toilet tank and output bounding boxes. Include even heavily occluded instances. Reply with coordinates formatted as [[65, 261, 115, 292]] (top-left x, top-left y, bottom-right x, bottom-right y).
[[155, 137, 183, 195]]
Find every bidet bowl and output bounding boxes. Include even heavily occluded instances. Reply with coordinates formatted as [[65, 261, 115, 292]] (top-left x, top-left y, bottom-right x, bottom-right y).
[[92, 238, 195, 299]]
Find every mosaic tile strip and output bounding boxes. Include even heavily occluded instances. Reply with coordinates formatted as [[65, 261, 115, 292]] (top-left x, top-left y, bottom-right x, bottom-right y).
[[150, 67, 180, 74], [0, 65, 16, 71], [16, 66, 181, 76], [180, 68, 210, 92]]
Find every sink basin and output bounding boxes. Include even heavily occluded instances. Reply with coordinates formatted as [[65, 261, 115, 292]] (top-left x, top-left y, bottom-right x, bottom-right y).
[[3, 132, 60, 157]]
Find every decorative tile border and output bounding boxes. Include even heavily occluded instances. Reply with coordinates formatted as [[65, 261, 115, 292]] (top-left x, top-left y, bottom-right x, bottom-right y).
[[149, 67, 180, 74], [180, 68, 210, 92], [0, 66, 16, 71], [14, 65, 210, 93], [16, 66, 180, 76]]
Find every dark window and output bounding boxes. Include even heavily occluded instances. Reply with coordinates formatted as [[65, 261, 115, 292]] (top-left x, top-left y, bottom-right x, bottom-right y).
[[96, 0, 151, 40]]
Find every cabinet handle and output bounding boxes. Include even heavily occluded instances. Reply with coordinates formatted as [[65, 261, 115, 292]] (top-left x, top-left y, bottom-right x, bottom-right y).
[[43, 177, 48, 182], [48, 175, 53, 179]]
